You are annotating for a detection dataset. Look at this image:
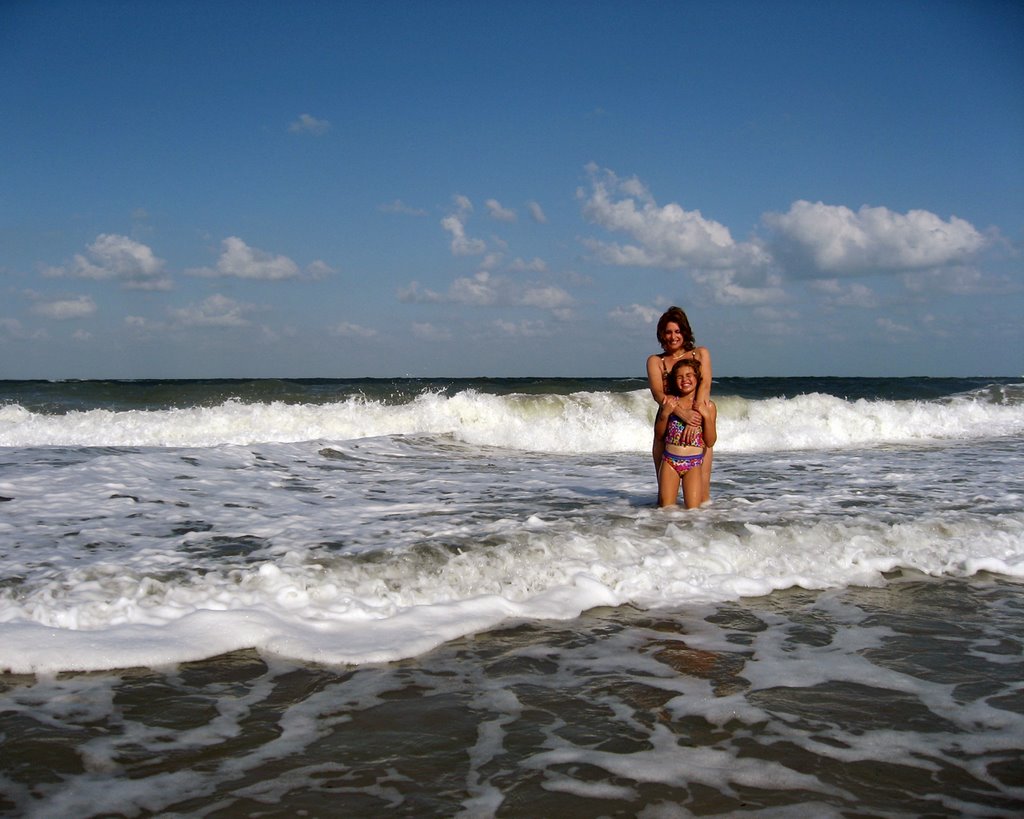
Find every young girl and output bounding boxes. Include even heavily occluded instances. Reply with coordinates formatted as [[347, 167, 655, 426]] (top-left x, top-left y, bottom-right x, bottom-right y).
[[655, 357, 717, 508]]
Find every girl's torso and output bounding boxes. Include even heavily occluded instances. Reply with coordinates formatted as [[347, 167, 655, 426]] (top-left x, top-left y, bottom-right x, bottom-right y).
[[664, 413, 704, 454]]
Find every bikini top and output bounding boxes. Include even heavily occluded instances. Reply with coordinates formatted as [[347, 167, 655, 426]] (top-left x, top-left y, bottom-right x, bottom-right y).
[[664, 413, 704, 448]]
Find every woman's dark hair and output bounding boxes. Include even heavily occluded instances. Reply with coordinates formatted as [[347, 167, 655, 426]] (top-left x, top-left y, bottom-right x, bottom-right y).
[[665, 357, 701, 397], [656, 306, 695, 352]]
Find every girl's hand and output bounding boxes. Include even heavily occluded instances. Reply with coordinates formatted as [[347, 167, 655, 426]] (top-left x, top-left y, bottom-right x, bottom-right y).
[[696, 399, 717, 421]]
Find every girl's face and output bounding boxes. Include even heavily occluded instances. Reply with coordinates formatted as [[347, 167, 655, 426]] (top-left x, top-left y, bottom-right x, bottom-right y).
[[674, 366, 698, 395], [661, 322, 684, 352]]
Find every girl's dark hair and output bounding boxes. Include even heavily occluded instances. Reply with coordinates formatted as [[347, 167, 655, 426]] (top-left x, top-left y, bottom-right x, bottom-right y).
[[656, 306, 695, 352], [666, 357, 701, 397]]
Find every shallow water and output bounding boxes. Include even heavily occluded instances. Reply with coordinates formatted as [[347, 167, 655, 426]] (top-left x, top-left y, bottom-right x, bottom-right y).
[[2, 573, 1022, 817], [0, 377, 1022, 815]]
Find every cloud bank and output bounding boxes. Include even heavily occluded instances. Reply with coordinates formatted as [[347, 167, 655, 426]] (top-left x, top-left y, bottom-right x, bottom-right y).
[[579, 165, 994, 305], [765, 200, 986, 276]]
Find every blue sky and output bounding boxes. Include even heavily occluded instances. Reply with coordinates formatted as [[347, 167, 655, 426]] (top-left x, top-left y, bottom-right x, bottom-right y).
[[2, 0, 1021, 378]]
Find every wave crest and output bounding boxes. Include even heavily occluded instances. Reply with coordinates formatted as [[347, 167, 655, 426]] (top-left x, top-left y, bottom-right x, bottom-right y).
[[1, 389, 1022, 452]]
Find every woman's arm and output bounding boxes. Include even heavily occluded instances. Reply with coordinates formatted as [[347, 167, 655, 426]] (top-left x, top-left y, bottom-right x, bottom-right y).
[[646, 354, 666, 404], [695, 347, 712, 406]]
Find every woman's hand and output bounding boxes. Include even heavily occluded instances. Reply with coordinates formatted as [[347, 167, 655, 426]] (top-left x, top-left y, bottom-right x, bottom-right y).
[[679, 401, 703, 444], [680, 406, 702, 426]]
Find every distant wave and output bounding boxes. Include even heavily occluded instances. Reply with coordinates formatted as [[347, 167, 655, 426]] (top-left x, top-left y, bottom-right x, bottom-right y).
[[2, 387, 1022, 452]]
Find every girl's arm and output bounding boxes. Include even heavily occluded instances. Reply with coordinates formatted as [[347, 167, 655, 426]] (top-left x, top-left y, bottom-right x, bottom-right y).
[[654, 398, 676, 439], [699, 400, 717, 448]]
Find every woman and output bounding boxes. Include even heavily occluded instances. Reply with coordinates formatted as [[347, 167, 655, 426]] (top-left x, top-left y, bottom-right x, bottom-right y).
[[655, 357, 717, 508], [646, 306, 713, 504]]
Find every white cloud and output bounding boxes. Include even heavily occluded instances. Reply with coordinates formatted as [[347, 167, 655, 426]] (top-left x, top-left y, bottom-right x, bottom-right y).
[[441, 197, 487, 256], [485, 199, 517, 222], [519, 285, 573, 310], [412, 322, 452, 342], [449, 271, 500, 305], [810, 278, 880, 308], [875, 316, 913, 336], [578, 165, 777, 305], [0, 317, 46, 340], [690, 268, 786, 306], [306, 260, 336, 279], [495, 319, 550, 337], [481, 252, 504, 270], [288, 113, 330, 135], [399, 271, 573, 311], [527, 201, 548, 224], [330, 321, 378, 339], [753, 306, 800, 321], [508, 257, 547, 273], [580, 165, 762, 270], [764, 201, 986, 276], [379, 199, 428, 216], [397, 281, 443, 303], [900, 265, 1016, 296], [187, 237, 300, 280], [750, 305, 804, 337], [609, 303, 663, 327], [30, 295, 97, 320], [168, 294, 256, 327], [580, 165, 1000, 311], [46, 234, 171, 290]]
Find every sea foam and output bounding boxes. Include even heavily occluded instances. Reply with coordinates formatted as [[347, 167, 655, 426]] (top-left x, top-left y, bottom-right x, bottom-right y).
[[2, 506, 1021, 674], [1, 388, 1020, 451]]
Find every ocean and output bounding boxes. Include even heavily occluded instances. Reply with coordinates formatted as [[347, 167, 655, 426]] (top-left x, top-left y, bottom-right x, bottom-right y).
[[0, 376, 1022, 817]]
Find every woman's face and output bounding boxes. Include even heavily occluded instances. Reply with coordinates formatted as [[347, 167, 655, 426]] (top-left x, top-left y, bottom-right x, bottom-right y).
[[661, 321, 684, 352]]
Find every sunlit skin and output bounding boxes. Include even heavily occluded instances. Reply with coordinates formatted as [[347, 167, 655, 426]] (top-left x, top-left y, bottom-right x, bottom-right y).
[[646, 318, 714, 503], [654, 363, 717, 508]]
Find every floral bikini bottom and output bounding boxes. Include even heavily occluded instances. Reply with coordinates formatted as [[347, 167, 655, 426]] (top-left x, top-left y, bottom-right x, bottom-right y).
[[663, 450, 704, 476]]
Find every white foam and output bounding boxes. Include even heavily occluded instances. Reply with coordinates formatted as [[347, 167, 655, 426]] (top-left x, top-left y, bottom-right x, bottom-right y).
[[1, 391, 1021, 675], [1, 506, 1021, 674], [1, 388, 1021, 451]]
